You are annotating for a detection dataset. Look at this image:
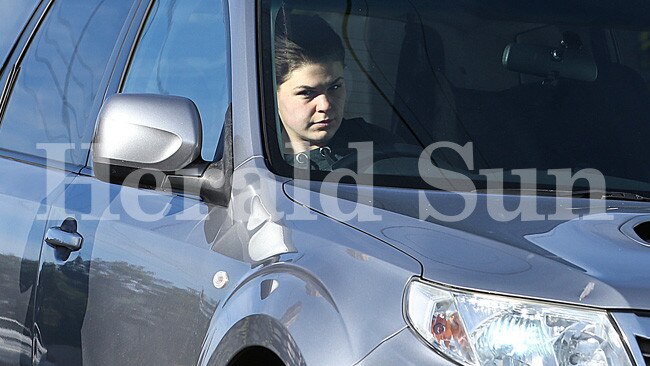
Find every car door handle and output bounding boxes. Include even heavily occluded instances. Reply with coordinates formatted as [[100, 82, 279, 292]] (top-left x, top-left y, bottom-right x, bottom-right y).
[[45, 218, 83, 251]]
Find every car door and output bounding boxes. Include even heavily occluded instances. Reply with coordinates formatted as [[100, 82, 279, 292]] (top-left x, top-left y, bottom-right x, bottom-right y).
[[34, 0, 250, 365], [0, 0, 136, 364]]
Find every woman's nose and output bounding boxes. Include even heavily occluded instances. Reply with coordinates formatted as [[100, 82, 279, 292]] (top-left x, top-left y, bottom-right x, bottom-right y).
[[315, 94, 332, 113]]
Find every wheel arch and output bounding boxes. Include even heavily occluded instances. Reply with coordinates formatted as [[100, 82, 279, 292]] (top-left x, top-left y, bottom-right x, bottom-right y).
[[212, 315, 301, 366], [198, 263, 355, 366]]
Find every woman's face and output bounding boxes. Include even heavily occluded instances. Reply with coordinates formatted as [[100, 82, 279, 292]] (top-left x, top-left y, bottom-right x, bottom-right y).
[[277, 61, 346, 153]]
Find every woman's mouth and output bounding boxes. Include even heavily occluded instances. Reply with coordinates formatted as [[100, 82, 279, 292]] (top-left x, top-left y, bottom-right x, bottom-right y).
[[312, 119, 332, 126]]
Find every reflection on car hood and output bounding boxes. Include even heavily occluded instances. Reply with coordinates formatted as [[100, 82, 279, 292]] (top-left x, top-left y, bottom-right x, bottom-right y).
[[284, 181, 650, 310]]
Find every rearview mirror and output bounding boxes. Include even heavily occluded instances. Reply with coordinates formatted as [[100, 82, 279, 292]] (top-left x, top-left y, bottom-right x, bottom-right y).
[[503, 43, 598, 82]]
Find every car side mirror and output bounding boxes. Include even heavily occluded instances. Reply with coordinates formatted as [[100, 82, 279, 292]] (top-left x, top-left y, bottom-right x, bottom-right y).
[[93, 93, 202, 173], [92, 93, 232, 206]]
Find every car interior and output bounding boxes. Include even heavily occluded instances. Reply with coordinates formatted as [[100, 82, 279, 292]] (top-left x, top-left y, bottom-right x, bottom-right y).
[[285, 1, 650, 186]]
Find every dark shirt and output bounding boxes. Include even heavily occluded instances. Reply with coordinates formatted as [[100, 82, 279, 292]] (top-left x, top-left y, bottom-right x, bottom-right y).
[[283, 118, 399, 171]]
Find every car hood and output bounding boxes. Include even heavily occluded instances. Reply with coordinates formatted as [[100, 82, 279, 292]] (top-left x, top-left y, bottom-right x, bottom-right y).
[[284, 181, 650, 310]]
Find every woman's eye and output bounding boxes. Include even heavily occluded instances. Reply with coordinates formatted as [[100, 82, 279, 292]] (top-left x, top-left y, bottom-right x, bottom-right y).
[[298, 90, 315, 98], [329, 84, 342, 91]]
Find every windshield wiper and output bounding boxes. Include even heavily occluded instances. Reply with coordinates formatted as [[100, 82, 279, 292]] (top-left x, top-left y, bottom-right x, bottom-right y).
[[472, 188, 650, 202], [568, 190, 650, 202]]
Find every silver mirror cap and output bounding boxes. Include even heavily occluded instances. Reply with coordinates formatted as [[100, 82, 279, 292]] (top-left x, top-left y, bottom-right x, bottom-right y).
[[93, 93, 202, 172]]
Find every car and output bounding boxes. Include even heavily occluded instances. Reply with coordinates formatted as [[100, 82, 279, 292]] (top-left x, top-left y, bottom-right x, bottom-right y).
[[1, 0, 650, 365]]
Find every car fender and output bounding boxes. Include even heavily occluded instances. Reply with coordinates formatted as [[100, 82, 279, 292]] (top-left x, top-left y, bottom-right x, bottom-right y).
[[206, 314, 305, 366], [198, 261, 355, 366]]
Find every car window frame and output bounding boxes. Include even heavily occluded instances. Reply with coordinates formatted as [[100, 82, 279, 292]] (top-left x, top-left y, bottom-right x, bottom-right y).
[[0, 0, 41, 77]]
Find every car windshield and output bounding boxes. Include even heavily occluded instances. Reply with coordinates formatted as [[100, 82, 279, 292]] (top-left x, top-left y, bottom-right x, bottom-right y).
[[261, 0, 650, 195]]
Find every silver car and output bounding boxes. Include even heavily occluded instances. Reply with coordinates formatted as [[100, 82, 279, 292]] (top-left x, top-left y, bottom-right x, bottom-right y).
[[1, 0, 650, 365]]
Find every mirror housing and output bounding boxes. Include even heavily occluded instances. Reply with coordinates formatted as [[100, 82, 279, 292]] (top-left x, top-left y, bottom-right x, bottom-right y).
[[503, 42, 598, 82], [93, 93, 202, 174]]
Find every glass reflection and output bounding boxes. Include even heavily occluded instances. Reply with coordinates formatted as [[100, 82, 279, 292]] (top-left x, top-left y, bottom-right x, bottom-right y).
[[0, 0, 39, 65], [0, 0, 133, 165], [122, 0, 230, 161]]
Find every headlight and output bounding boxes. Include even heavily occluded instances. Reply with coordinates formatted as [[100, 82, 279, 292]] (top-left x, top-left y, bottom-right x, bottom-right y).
[[405, 279, 633, 366]]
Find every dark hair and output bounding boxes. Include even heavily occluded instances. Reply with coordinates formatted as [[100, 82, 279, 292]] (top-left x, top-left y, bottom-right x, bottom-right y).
[[274, 13, 345, 84]]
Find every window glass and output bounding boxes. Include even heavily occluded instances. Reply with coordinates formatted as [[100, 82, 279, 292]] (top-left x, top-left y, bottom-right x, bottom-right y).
[[0, 0, 39, 66], [0, 0, 133, 166], [613, 30, 650, 86], [263, 0, 650, 195], [122, 0, 230, 161]]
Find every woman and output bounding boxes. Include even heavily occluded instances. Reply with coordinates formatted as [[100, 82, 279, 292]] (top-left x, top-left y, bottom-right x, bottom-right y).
[[275, 13, 397, 171]]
